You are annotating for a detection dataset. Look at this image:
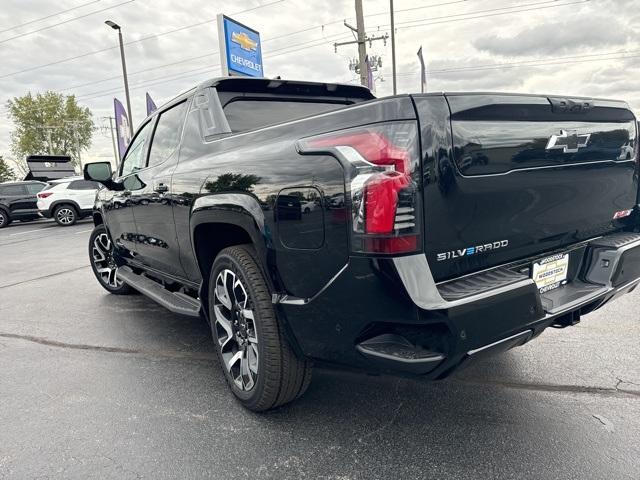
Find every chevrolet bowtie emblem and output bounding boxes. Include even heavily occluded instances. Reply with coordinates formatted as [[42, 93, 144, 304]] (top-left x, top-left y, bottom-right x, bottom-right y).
[[545, 129, 590, 153], [231, 31, 258, 51]]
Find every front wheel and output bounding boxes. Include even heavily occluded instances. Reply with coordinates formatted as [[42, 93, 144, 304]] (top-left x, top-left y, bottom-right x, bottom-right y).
[[88, 224, 133, 295], [209, 245, 312, 411]]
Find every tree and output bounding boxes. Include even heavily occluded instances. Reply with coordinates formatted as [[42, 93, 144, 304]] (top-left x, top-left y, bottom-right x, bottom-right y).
[[6, 91, 94, 168], [0, 156, 15, 182], [204, 173, 262, 193]]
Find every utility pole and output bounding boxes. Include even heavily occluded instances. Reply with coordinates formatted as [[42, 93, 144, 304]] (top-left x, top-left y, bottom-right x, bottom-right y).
[[355, 0, 367, 87], [390, 0, 397, 95], [334, 0, 388, 88], [45, 128, 53, 155]]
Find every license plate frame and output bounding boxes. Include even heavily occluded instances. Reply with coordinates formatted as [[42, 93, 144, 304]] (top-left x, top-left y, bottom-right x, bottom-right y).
[[532, 253, 570, 293]]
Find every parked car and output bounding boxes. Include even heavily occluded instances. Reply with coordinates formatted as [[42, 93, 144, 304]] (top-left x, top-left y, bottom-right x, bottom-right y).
[[83, 77, 640, 411], [37, 176, 100, 226], [0, 180, 46, 228]]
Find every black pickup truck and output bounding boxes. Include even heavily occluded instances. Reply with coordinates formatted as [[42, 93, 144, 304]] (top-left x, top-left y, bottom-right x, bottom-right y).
[[84, 77, 640, 411]]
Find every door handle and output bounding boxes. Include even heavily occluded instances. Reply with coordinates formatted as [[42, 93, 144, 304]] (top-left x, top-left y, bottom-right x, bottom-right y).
[[154, 183, 169, 193]]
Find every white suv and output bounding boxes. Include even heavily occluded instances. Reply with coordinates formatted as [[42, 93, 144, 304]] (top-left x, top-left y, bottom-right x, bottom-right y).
[[37, 177, 100, 226]]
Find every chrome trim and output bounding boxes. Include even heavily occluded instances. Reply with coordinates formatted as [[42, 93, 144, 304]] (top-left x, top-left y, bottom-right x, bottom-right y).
[[355, 344, 445, 364], [273, 263, 349, 305], [467, 330, 532, 356], [392, 254, 535, 310], [394, 222, 415, 230], [458, 159, 635, 179]]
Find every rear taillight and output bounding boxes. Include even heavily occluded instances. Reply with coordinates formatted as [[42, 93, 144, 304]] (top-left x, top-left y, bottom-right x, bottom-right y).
[[298, 122, 421, 255], [37, 192, 53, 199]]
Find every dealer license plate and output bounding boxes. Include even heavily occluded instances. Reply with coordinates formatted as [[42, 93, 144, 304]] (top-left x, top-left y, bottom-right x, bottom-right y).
[[532, 253, 569, 293]]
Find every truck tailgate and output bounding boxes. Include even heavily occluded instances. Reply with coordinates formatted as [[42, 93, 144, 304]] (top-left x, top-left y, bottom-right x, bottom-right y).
[[414, 94, 638, 282]]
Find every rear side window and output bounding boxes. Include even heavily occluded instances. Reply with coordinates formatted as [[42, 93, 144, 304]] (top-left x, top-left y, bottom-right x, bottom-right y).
[[0, 185, 26, 196], [148, 101, 188, 167], [223, 99, 346, 132], [25, 183, 45, 194], [68, 180, 99, 190]]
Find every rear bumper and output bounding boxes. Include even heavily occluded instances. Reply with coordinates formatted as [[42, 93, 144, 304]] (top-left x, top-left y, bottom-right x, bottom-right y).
[[278, 231, 640, 378], [38, 209, 52, 218]]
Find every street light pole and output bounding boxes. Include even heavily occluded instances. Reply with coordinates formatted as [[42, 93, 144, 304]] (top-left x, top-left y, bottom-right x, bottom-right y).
[[105, 20, 133, 137], [390, 0, 397, 95]]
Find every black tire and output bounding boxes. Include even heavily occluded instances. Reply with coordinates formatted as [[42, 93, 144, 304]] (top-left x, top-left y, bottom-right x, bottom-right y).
[[88, 224, 134, 295], [0, 209, 10, 228], [54, 204, 77, 226], [209, 245, 312, 411]]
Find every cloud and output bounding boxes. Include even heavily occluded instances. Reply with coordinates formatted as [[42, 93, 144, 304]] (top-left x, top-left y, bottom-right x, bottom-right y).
[[473, 16, 632, 56]]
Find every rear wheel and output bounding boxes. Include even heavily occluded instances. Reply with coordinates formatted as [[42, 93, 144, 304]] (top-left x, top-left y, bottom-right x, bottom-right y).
[[0, 209, 10, 228], [88, 224, 133, 295], [209, 245, 312, 411], [54, 205, 77, 226]]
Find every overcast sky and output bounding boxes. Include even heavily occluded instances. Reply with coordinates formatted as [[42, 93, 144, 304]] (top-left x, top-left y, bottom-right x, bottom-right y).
[[0, 0, 638, 167]]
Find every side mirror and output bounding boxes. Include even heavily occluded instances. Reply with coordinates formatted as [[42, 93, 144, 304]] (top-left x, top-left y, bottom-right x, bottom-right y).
[[84, 162, 113, 182]]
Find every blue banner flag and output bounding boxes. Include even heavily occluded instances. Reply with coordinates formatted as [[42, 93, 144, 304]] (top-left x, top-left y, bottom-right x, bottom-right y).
[[114, 98, 131, 161], [145, 92, 157, 116]]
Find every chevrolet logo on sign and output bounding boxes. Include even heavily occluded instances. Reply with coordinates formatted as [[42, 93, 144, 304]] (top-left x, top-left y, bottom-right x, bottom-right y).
[[231, 31, 258, 51], [545, 129, 590, 153]]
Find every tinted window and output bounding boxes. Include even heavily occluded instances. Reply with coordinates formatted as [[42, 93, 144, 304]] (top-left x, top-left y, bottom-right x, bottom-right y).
[[68, 180, 99, 190], [0, 185, 27, 196], [25, 183, 45, 194], [121, 120, 155, 177], [148, 101, 188, 167], [223, 100, 346, 132]]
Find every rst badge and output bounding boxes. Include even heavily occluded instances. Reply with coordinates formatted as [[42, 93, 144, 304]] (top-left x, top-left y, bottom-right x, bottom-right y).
[[437, 240, 509, 262], [545, 129, 590, 153]]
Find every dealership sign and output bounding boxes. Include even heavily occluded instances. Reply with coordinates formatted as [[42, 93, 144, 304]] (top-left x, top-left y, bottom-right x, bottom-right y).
[[217, 14, 263, 77]]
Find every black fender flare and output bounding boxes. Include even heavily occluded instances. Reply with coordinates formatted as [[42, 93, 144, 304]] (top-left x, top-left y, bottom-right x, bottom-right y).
[[190, 192, 274, 287]]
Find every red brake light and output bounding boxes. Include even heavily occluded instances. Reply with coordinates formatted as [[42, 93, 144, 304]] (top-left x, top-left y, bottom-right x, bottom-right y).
[[37, 192, 53, 198], [299, 122, 421, 255]]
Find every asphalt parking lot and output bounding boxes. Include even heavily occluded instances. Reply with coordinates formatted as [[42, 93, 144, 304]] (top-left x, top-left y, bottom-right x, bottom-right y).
[[0, 219, 639, 479]]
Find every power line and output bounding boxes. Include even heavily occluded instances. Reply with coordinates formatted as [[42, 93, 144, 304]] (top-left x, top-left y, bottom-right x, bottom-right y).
[[0, 0, 284, 80], [375, 0, 590, 30], [0, 0, 468, 80], [392, 51, 640, 79], [65, 24, 355, 94], [77, 32, 353, 102], [0, 0, 136, 45], [0, 0, 101, 34], [64, 0, 593, 100]]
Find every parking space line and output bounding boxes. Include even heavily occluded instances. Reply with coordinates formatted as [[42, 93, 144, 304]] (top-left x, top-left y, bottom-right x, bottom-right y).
[[9, 229, 44, 236], [75, 229, 93, 234]]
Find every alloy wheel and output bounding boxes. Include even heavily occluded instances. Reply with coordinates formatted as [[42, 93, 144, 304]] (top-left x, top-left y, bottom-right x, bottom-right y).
[[91, 232, 123, 288], [56, 207, 75, 225], [213, 269, 259, 391], [0, 211, 5, 227]]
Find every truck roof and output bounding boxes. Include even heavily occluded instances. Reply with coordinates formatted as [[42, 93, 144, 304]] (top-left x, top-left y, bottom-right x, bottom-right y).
[[202, 77, 375, 100]]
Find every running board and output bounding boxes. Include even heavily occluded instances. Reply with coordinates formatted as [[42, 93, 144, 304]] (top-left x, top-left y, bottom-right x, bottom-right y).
[[118, 266, 201, 317]]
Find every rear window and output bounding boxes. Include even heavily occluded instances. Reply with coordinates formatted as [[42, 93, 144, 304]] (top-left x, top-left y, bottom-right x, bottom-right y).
[[223, 99, 347, 132], [25, 183, 45, 194], [68, 180, 99, 190]]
